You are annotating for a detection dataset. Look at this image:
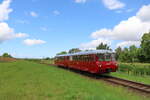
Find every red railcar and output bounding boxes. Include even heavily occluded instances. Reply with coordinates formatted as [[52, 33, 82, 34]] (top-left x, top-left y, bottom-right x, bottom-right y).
[[54, 50, 118, 74]]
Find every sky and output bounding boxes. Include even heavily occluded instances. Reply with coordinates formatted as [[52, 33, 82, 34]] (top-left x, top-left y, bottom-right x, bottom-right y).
[[0, 0, 150, 58]]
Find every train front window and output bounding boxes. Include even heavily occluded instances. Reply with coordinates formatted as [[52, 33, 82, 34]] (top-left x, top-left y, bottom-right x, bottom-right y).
[[97, 54, 105, 61], [97, 53, 113, 61], [105, 54, 111, 61]]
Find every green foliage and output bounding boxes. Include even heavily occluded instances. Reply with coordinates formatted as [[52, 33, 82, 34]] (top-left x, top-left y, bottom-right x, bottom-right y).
[[116, 46, 140, 62], [140, 32, 150, 62], [129, 45, 139, 62], [118, 63, 150, 76], [115, 32, 150, 63], [111, 72, 150, 85], [44, 57, 51, 60], [68, 48, 81, 54], [2, 53, 12, 58], [115, 46, 122, 60], [56, 51, 67, 55], [96, 43, 112, 50]]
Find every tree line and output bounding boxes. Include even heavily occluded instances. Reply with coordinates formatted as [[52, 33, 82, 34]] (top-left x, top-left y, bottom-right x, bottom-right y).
[[116, 32, 150, 63], [57, 32, 150, 63]]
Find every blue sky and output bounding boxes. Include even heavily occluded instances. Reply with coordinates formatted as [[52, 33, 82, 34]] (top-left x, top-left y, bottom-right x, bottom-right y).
[[0, 0, 150, 58]]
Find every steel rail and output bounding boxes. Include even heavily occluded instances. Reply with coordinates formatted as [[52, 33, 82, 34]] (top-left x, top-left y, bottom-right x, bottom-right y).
[[102, 76, 150, 94]]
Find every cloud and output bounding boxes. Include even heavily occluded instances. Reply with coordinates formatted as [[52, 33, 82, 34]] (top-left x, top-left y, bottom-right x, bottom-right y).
[[30, 11, 38, 17], [0, 0, 12, 21], [116, 41, 140, 48], [74, 0, 87, 3], [0, 0, 30, 44], [102, 0, 125, 10], [80, 38, 111, 50], [80, 4, 150, 49], [15, 33, 29, 38], [91, 16, 150, 41], [23, 39, 46, 46], [126, 8, 134, 13], [53, 10, 60, 15], [136, 5, 150, 22], [16, 20, 29, 24], [0, 22, 14, 42], [40, 27, 47, 31], [0, 22, 29, 43]]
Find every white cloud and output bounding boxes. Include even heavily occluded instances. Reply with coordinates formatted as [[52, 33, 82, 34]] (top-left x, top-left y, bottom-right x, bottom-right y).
[[80, 38, 111, 50], [15, 33, 29, 38], [0, 22, 14, 42], [80, 4, 150, 49], [115, 10, 122, 13], [16, 20, 29, 24], [116, 41, 140, 48], [0, 0, 30, 43], [102, 0, 125, 10], [30, 11, 38, 17], [74, 0, 87, 3], [53, 10, 60, 15], [23, 39, 46, 46], [136, 5, 150, 22], [91, 16, 150, 41], [0, 0, 12, 21], [126, 8, 134, 13], [40, 27, 47, 31], [0, 22, 29, 43]]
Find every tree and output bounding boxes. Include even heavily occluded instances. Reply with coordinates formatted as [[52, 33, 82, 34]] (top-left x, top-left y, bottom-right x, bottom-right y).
[[119, 48, 132, 62], [140, 32, 150, 62], [2, 53, 12, 58], [96, 43, 112, 50], [137, 48, 146, 62], [44, 57, 50, 60], [129, 45, 139, 62], [56, 51, 67, 55], [115, 46, 122, 60], [68, 48, 81, 54]]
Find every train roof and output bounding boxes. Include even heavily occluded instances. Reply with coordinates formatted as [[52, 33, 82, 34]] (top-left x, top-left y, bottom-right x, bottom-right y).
[[55, 50, 114, 57]]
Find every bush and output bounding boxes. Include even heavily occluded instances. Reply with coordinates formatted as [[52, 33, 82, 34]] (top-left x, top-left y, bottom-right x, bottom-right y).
[[2, 53, 12, 58], [118, 63, 150, 76]]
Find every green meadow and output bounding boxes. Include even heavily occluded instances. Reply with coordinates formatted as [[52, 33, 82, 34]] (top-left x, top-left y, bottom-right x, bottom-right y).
[[111, 63, 150, 85], [0, 60, 149, 100]]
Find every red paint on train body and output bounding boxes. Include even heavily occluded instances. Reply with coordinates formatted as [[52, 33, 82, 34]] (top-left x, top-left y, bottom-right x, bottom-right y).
[[54, 50, 118, 74]]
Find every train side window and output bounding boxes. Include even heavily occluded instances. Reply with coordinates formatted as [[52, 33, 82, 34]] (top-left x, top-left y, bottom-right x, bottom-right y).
[[80, 55, 82, 61], [69, 56, 73, 61], [77, 55, 79, 61], [87, 55, 90, 62], [105, 54, 111, 61]]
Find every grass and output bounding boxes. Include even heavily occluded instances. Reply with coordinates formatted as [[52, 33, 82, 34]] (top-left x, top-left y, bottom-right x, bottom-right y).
[[40, 59, 54, 64], [0, 60, 149, 100], [39, 60, 150, 84], [111, 72, 150, 84], [118, 63, 150, 76], [111, 62, 150, 84]]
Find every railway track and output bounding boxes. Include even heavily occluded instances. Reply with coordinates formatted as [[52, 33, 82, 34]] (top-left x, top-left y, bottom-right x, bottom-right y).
[[102, 76, 150, 94], [41, 63, 150, 95]]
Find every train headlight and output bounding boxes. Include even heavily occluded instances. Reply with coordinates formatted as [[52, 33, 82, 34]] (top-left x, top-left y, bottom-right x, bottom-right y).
[[99, 64, 102, 67], [115, 63, 118, 66]]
